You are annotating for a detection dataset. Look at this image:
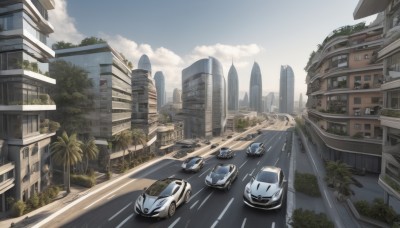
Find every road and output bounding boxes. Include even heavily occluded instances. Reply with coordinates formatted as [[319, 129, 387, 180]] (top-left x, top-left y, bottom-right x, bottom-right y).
[[41, 120, 291, 228]]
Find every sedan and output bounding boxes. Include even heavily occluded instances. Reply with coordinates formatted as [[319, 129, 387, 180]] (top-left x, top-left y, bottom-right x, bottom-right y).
[[181, 156, 204, 172], [243, 166, 286, 210], [217, 147, 234, 159], [211, 143, 219, 149], [135, 178, 191, 218], [246, 143, 265, 157], [205, 163, 238, 191]]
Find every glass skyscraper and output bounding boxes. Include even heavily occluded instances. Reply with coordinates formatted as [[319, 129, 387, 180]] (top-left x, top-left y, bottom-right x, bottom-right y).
[[249, 62, 263, 113], [279, 65, 295, 114], [228, 64, 239, 111], [154, 71, 166, 111]]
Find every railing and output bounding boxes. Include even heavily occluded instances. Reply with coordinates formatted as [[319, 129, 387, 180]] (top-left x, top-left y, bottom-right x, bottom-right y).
[[381, 108, 400, 118]]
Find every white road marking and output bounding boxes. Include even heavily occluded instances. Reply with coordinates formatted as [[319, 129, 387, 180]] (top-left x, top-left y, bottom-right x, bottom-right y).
[[198, 192, 213, 210], [107, 194, 115, 200], [116, 214, 133, 228], [188, 187, 204, 202], [242, 173, 248, 182], [198, 168, 210, 177], [239, 160, 248, 169], [241, 218, 247, 228], [108, 202, 132, 221], [274, 158, 279, 166], [190, 200, 199, 210], [257, 160, 261, 165], [210, 198, 234, 228], [84, 179, 135, 209], [309, 149, 319, 173], [249, 168, 255, 176], [271, 221, 275, 228], [168, 217, 181, 228], [169, 174, 175, 178], [324, 189, 332, 208], [267, 146, 272, 152]]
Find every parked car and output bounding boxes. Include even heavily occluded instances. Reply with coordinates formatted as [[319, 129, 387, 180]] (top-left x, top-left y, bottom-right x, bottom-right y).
[[181, 156, 204, 172], [246, 143, 265, 157], [135, 178, 191, 218], [205, 163, 238, 191], [181, 144, 193, 148], [204, 140, 211, 145], [245, 134, 253, 140], [227, 135, 233, 139], [243, 166, 286, 210], [210, 143, 219, 149], [217, 147, 234, 159]]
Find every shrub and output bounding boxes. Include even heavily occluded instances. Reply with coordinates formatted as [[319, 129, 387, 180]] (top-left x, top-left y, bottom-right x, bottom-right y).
[[71, 174, 96, 188], [106, 171, 112, 180], [354, 200, 370, 216], [354, 198, 400, 225], [11, 200, 26, 217], [49, 121, 60, 132], [27, 193, 40, 209], [291, 208, 334, 228], [295, 172, 321, 197]]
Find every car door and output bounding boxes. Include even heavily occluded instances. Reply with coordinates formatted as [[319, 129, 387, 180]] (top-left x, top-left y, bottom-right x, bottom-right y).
[[172, 182, 184, 205]]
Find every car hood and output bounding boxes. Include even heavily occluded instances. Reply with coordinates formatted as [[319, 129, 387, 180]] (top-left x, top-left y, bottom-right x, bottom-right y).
[[249, 181, 279, 197], [206, 172, 228, 184], [138, 194, 169, 212], [182, 162, 198, 169], [219, 151, 229, 156]]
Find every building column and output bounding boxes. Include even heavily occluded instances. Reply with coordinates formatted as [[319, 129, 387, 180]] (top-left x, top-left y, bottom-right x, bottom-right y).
[[384, 191, 390, 205]]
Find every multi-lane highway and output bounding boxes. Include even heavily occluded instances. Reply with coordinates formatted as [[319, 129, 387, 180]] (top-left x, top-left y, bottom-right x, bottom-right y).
[[40, 120, 292, 228]]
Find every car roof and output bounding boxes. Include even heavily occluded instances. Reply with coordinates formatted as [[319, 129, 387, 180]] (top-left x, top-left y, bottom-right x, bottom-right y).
[[260, 166, 281, 174]]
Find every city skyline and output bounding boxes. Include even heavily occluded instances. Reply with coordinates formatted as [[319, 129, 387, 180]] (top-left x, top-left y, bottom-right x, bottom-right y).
[[48, 0, 377, 101]]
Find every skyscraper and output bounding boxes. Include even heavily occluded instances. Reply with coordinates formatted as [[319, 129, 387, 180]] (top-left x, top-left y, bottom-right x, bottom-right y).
[[173, 88, 182, 104], [242, 92, 249, 108], [279, 65, 295, 114], [138, 54, 152, 72], [181, 57, 226, 138], [154, 71, 166, 111], [265, 92, 275, 113], [228, 64, 239, 111], [299, 93, 303, 111], [249, 62, 263, 113]]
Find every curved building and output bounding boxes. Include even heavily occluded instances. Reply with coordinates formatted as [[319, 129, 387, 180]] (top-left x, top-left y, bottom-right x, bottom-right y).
[[154, 71, 166, 111], [249, 62, 263, 113], [181, 57, 227, 138], [228, 64, 239, 111], [138, 54, 152, 72], [279, 65, 295, 114], [173, 88, 182, 104]]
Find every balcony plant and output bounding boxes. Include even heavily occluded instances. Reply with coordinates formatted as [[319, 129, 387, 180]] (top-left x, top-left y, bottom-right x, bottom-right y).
[[352, 132, 364, 139]]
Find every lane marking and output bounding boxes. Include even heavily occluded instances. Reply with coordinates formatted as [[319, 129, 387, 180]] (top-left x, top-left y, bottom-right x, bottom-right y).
[[239, 160, 248, 169], [84, 179, 135, 209], [190, 200, 199, 210], [274, 158, 279, 166], [271, 221, 275, 228], [198, 192, 213, 210], [108, 202, 132, 221], [116, 214, 133, 228], [257, 160, 261, 165], [107, 194, 115, 200], [168, 217, 181, 228], [249, 168, 255, 176], [169, 174, 176, 178], [198, 168, 210, 177], [267, 146, 272, 152], [188, 187, 204, 202], [324, 189, 332, 208], [211, 198, 234, 228], [242, 173, 248, 182], [241, 218, 247, 228]]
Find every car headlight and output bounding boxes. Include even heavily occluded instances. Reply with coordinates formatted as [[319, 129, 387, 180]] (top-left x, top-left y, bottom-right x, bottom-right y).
[[247, 148, 250, 153], [272, 189, 282, 201], [182, 163, 186, 168], [245, 185, 251, 194]]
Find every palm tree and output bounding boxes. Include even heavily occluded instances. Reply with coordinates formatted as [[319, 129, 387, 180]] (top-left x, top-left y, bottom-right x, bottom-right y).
[[51, 132, 83, 193], [325, 160, 353, 199], [113, 130, 132, 168], [81, 137, 99, 174], [131, 129, 147, 164]]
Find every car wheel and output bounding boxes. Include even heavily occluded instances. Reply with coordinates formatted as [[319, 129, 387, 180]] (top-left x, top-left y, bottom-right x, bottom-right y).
[[168, 202, 176, 218], [184, 190, 191, 203]]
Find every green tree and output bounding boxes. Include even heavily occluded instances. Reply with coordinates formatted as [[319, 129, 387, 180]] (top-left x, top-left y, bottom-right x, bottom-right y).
[[325, 160, 353, 199], [52, 41, 77, 50], [81, 137, 99, 174], [49, 60, 94, 134], [51, 132, 83, 193], [79, 36, 106, 46], [113, 130, 132, 168], [131, 128, 147, 163]]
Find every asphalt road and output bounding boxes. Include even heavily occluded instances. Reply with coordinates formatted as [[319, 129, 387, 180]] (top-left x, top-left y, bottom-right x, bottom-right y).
[[42, 121, 291, 228]]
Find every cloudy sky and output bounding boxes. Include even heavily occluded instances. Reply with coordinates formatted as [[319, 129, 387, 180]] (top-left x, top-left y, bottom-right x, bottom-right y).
[[48, 0, 376, 101]]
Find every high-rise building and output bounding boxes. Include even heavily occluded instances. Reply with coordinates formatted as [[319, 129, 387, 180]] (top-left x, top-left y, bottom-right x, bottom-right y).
[[228, 64, 239, 111], [241, 92, 249, 108], [0, 0, 56, 206], [265, 92, 275, 113], [173, 88, 182, 104], [132, 55, 158, 152], [354, 1, 400, 203], [249, 62, 263, 113], [304, 19, 384, 173], [181, 57, 226, 138], [299, 93, 304, 111], [279, 65, 295, 114], [154, 71, 166, 111]]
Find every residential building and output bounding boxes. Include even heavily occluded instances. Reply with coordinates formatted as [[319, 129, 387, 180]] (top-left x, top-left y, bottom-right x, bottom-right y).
[[279, 65, 295, 114], [228, 64, 239, 111], [156, 121, 183, 154], [132, 55, 157, 153], [181, 57, 227, 139], [154, 71, 166, 111], [304, 19, 384, 173], [249, 62, 263, 113], [354, 0, 400, 203], [173, 88, 182, 104], [0, 0, 56, 210]]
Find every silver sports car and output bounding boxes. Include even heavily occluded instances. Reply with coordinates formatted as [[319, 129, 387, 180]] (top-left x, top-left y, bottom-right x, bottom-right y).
[[205, 163, 238, 191], [243, 166, 286, 210], [181, 156, 204, 172], [135, 178, 192, 218]]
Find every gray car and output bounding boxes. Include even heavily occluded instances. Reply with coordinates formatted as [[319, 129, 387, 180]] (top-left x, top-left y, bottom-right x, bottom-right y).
[[246, 143, 265, 157], [243, 166, 286, 210], [181, 156, 204, 172], [205, 163, 238, 191], [135, 178, 191, 218]]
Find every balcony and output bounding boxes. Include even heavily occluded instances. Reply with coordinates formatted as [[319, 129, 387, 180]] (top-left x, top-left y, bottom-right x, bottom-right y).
[[379, 174, 400, 201], [112, 101, 131, 110], [112, 112, 131, 122], [381, 108, 400, 118]]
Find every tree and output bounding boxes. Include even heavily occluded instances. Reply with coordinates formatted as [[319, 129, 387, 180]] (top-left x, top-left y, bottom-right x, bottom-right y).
[[81, 137, 99, 174], [325, 160, 353, 200], [79, 36, 106, 47], [51, 132, 83, 193], [113, 130, 132, 168], [49, 60, 94, 134], [52, 41, 77, 50], [131, 128, 147, 163]]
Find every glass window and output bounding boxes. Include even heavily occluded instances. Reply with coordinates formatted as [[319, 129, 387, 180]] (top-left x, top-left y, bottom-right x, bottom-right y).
[[364, 75, 371, 81], [364, 124, 371, 130], [7, 52, 23, 70], [354, 97, 361, 104], [354, 124, 361, 130], [255, 171, 278, 183], [364, 54, 369, 60]]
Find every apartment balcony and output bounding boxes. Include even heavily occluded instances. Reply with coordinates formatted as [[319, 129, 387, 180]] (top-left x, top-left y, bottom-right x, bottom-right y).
[[380, 108, 400, 129], [112, 112, 131, 122], [0, 104, 56, 112], [0, 69, 55, 85], [111, 101, 131, 110], [111, 122, 131, 135], [0, 162, 15, 194]]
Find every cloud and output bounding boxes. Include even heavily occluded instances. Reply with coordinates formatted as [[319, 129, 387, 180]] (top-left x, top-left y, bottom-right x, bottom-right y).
[[48, 0, 84, 44]]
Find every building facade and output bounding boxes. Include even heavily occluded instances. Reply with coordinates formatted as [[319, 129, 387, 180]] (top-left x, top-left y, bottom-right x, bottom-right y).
[[279, 65, 295, 114], [228, 64, 239, 111], [181, 57, 226, 139], [265, 92, 275, 113], [354, 0, 400, 202], [304, 19, 384, 173], [156, 121, 183, 154], [154, 71, 166, 111], [249, 62, 263, 113], [0, 0, 56, 210]]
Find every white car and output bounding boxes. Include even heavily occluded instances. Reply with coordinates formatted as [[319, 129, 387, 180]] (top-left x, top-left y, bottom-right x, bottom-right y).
[[243, 166, 286, 210], [135, 178, 191, 218], [205, 163, 238, 191]]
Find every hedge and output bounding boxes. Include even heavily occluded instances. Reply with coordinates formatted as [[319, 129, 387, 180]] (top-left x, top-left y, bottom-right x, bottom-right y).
[[291, 208, 334, 228], [354, 198, 400, 225], [295, 172, 321, 197], [71, 174, 96, 188]]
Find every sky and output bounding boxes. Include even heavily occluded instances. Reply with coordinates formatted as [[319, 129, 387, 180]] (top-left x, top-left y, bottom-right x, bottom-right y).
[[48, 0, 377, 101]]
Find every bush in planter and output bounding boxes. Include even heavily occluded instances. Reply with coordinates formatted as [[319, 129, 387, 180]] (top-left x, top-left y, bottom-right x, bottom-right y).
[[354, 198, 400, 225], [11, 200, 26, 217], [27, 193, 40, 209], [71, 174, 96, 188], [291, 208, 334, 228], [106, 171, 112, 180], [294, 172, 321, 197], [49, 121, 60, 132], [354, 200, 370, 216]]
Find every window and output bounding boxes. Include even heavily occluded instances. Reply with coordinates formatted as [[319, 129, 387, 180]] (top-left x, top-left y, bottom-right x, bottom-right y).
[[22, 147, 29, 159], [364, 54, 369, 59], [354, 55, 362, 61], [371, 97, 381, 104], [354, 124, 361, 130], [364, 75, 371, 81], [364, 124, 371, 130], [354, 97, 361, 105]]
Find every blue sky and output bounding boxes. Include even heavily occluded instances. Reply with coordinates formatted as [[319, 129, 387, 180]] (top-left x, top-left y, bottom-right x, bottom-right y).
[[49, 0, 377, 101]]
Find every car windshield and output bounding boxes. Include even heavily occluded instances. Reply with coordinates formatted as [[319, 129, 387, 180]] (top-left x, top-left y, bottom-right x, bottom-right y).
[[250, 144, 260, 150], [255, 171, 278, 183], [145, 179, 175, 197], [187, 158, 199, 165], [213, 165, 229, 174]]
